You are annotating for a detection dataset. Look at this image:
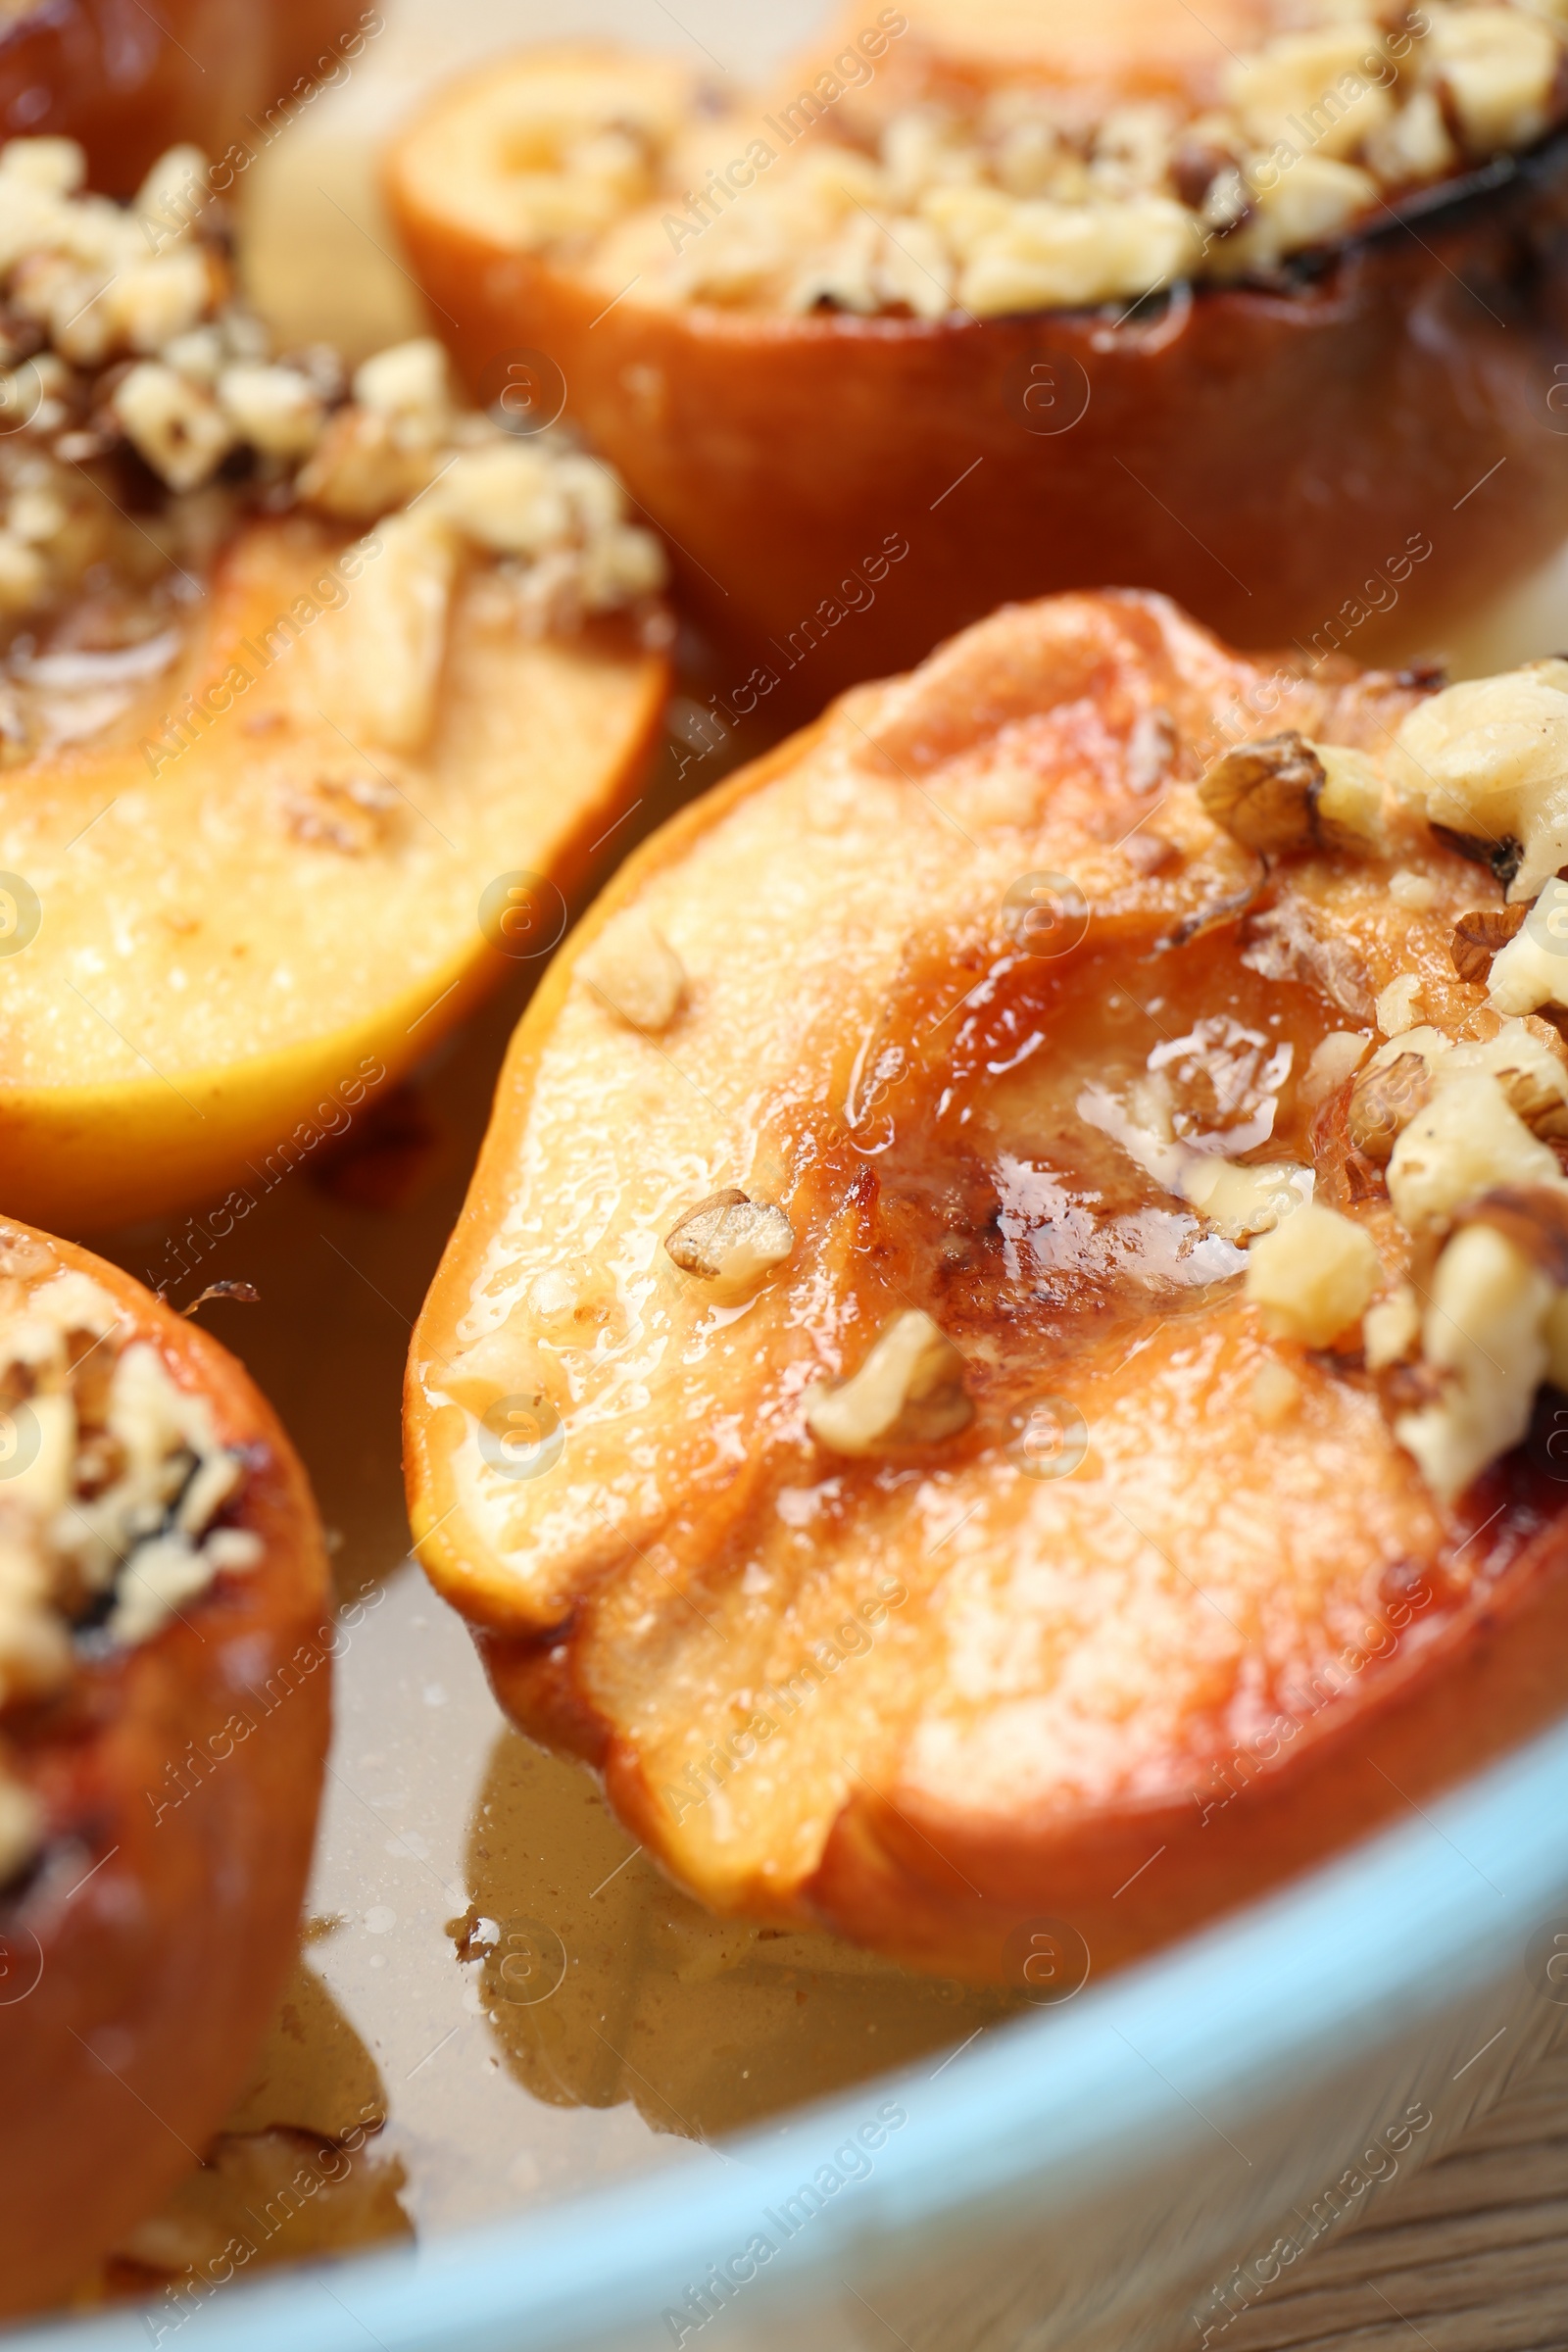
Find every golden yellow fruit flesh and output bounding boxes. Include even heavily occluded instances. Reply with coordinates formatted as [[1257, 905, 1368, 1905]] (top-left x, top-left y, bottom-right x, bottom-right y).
[[0, 515, 666, 1231]]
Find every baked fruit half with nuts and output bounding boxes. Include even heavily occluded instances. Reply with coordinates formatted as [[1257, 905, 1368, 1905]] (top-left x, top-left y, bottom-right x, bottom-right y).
[[390, 0, 1568, 695], [0, 1217, 330, 2315], [408, 588, 1568, 1984], [0, 0, 367, 198], [0, 135, 669, 1231]]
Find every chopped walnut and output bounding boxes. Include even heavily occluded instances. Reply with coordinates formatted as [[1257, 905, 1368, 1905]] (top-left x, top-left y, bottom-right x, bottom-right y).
[[280, 772, 397, 855], [1348, 1049, 1432, 1163], [1459, 1184, 1568, 1284], [1199, 732, 1382, 859], [1250, 1359, 1300, 1426], [0, 1246, 261, 1882], [1393, 663, 1568, 905], [1486, 878, 1568, 1016], [293, 403, 440, 519], [1226, 24, 1395, 163], [1375, 972, 1426, 1038], [111, 360, 233, 492], [1450, 902, 1528, 984], [1200, 732, 1324, 855], [1243, 1200, 1380, 1348], [806, 1310, 972, 1455], [578, 907, 686, 1034], [664, 1189, 794, 1288], [1182, 1156, 1313, 1239], [490, 2, 1568, 323], [0, 139, 668, 662], [1301, 1028, 1371, 1106], [1396, 1219, 1553, 1504], [216, 362, 324, 459], [1387, 1066, 1560, 1230], [1494, 1060, 1568, 1140], [1363, 1281, 1421, 1370], [1428, 3, 1559, 151]]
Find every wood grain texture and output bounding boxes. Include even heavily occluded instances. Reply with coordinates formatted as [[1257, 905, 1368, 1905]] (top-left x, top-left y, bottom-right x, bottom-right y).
[[1199, 2027, 1568, 2352]]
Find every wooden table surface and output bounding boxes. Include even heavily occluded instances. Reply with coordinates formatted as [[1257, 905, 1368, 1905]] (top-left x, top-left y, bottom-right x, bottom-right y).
[[1208, 2027, 1568, 2352]]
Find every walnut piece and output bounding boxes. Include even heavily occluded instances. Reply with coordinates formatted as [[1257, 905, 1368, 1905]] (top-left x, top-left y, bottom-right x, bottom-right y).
[[1243, 1201, 1380, 1348], [306, 509, 457, 756], [1363, 1282, 1421, 1370], [1387, 1067, 1560, 1229], [112, 359, 233, 491], [1199, 732, 1327, 857], [1348, 1050, 1432, 1164], [1392, 663, 1568, 905], [1396, 1220, 1553, 1505], [0, 1251, 262, 1881], [1199, 732, 1382, 858], [664, 1189, 793, 1289], [806, 1310, 972, 1455], [1494, 1062, 1568, 1140], [1450, 903, 1528, 985], [579, 907, 686, 1034], [1458, 1185, 1568, 1286]]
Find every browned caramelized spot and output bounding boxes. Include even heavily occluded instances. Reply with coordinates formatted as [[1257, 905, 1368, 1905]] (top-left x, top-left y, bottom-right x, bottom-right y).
[[778, 916, 1352, 1457]]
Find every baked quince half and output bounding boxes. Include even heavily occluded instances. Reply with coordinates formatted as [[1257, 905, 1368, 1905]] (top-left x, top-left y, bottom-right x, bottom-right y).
[[389, 2, 1568, 693], [408, 589, 1568, 1984], [0, 135, 668, 1232], [0, 0, 367, 197], [0, 1217, 330, 2315]]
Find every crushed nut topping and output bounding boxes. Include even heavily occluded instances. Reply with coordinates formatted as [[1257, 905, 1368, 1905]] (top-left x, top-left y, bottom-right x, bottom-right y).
[[663, 1188, 794, 1287], [1450, 901, 1528, 983], [479, 2, 1568, 320], [1396, 1219, 1552, 1502], [806, 1309, 971, 1455], [1494, 1058, 1568, 1139], [1180, 1155, 1314, 1239], [0, 1238, 261, 1885], [1392, 660, 1568, 905], [1387, 1063, 1560, 1229], [1199, 730, 1384, 858], [280, 770, 397, 855], [1200, 731, 1326, 856], [1171, 667, 1568, 1501], [578, 907, 687, 1035], [1363, 1279, 1421, 1368], [1485, 876, 1568, 1016], [1459, 1183, 1568, 1283], [0, 134, 667, 756], [1243, 1200, 1380, 1348]]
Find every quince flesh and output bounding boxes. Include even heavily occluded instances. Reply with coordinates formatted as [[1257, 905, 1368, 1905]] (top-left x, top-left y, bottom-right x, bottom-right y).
[[0, 515, 666, 1232], [406, 590, 1568, 1984]]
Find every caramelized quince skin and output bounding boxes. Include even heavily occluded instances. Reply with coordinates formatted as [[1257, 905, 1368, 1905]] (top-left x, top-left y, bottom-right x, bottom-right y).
[[0, 1218, 331, 2316]]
